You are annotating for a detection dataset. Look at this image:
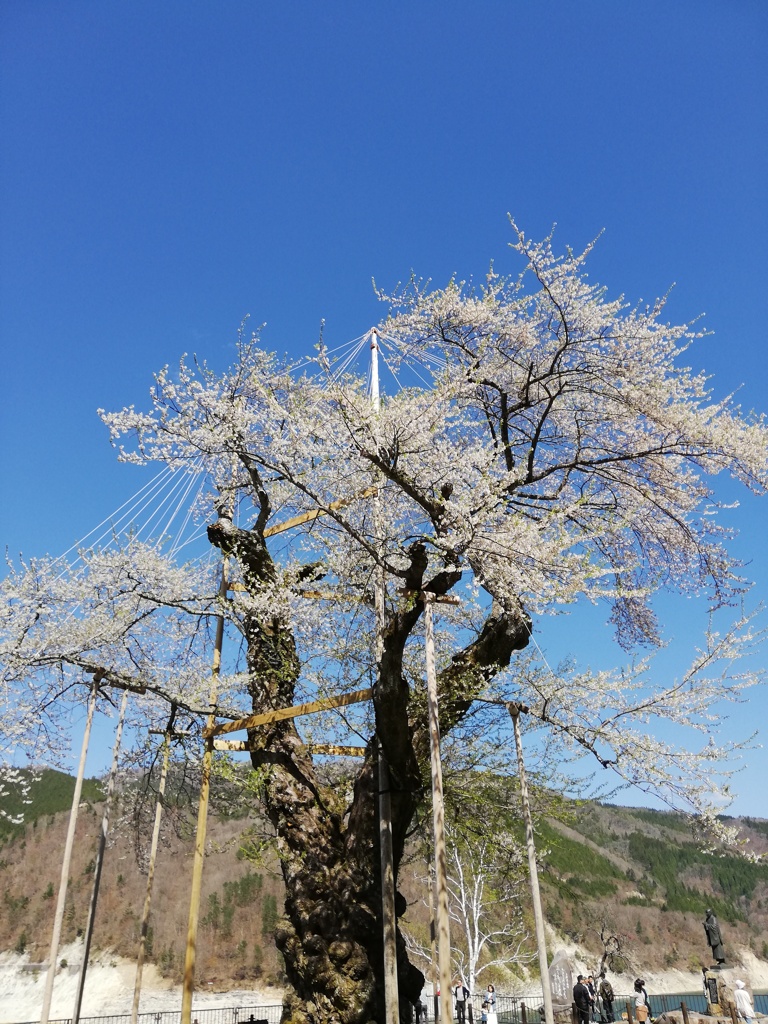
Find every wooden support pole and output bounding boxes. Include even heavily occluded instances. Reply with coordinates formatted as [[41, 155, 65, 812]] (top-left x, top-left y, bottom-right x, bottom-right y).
[[680, 1002, 690, 1024], [40, 683, 98, 1024], [428, 851, 438, 1022], [508, 704, 554, 1024], [131, 726, 173, 1024], [72, 689, 129, 1024], [379, 741, 399, 1024], [424, 597, 452, 1024], [181, 737, 213, 1023], [181, 561, 228, 1024], [205, 687, 373, 739]]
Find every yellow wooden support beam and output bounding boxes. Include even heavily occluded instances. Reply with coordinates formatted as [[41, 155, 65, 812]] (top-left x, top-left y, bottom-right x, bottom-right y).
[[213, 738, 366, 757], [204, 686, 373, 739], [295, 589, 357, 602], [262, 486, 378, 539], [402, 590, 461, 605], [228, 583, 367, 604], [308, 743, 367, 757], [232, 586, 459, 605]]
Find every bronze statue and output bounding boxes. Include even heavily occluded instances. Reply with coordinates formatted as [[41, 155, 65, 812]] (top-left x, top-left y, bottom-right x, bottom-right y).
[[704, 909, 726, 965]]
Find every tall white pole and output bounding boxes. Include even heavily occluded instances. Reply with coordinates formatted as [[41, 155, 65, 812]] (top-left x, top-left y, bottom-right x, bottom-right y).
[[370, 327, 381, 416], [424, 597, 452, 1023], [371, 327, 400, 1024], [72, 688, 129, 1024], [509, 703, 554, 1024], [40, 682, 98, 1024], [131, 725, 173, 1024]]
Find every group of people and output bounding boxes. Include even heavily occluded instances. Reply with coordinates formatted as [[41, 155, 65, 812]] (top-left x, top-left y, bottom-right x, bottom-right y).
[[418, 971, 757, 1024], [452, 981, 497, 1024], [414, 982, 498, 1024], [572, 972, 628, 1024]]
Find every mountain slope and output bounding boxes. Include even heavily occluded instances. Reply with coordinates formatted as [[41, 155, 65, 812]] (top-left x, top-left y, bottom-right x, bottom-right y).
[[1, 771, 767, 989]]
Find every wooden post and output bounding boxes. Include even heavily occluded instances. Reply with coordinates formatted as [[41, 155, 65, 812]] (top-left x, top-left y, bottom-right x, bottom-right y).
[[72, 689, 129, 1023], [680, 1002, 689, 1024], [428, 851, 438, 1022], [131, 723, 174, 1024], [522, 1001, 528, 1024], [728, 1003, 739, 1024], [424, 597, 452, 1024], [626, 1001, 634, 1024], [508, 704, 554, 1024], [181, 561, 228, 1024], [40, 682, 98, 1024], [378, 741, 399, 1024]]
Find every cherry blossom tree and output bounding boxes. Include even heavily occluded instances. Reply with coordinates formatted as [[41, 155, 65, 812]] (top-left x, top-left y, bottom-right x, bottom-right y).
[[2, 223, 767, 1023]]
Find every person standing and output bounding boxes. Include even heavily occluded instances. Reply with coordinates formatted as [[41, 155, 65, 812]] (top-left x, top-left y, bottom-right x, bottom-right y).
[[587, 976, 599, 1021], [415, 993, 426, 1023], [599, 974, 615, 1023], [454, 979, 470, 1024], [574, 975, 592, 1024], [634, 978, 652, 1022], [486, 984, 498, 1024], [734, 980, 755, 1024]]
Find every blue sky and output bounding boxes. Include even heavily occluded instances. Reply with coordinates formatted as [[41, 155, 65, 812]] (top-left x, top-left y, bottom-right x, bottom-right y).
[[1, 1, 766, 813]]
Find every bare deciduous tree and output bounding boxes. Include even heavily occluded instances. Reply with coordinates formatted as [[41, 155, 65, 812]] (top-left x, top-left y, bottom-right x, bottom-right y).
[[405, 825, 533, 993]]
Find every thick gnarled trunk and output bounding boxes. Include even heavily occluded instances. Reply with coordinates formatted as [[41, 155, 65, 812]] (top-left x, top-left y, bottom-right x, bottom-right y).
[[257, 740, 420, 1024], [246, 648, 424, 1023]]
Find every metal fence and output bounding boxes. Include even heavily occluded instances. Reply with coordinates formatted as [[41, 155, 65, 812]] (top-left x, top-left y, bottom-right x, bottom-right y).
[[15, 1007, 283, 1024], [12, 992, 768, 1024], [418, 991, 768, 1024]]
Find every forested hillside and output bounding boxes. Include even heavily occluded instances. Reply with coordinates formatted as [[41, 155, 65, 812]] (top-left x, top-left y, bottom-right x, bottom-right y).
[[0, 769, 285, 988], [1, 771, 767, 990], [0, 769, 104, 842], [538, 803, 768, 976]]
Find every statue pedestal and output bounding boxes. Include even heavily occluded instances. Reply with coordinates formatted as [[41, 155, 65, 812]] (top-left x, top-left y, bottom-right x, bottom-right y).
[[704, 967, 754, 1017], [551, 1003, 574, 1024]]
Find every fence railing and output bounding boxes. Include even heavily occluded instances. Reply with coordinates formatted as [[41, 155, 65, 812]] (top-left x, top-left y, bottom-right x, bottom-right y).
[[418, 991, 768, 1024], [12, 991, 768, 1024], [14, 1006, 283, 1024]]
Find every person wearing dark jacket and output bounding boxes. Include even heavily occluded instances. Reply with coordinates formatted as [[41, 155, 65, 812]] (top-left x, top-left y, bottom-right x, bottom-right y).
[[599, 975, 615, 1023], [574, 975, 592, 1024], [454, 981, 470, 1024]]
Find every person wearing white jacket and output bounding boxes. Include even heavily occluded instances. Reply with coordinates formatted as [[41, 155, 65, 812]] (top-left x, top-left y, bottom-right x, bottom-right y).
[[734, 980, 755, 1024]]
